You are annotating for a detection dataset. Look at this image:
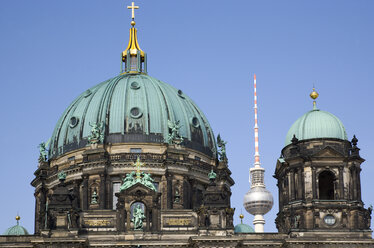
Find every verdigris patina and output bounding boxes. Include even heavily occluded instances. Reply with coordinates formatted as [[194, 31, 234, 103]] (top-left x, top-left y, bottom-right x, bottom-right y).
[[38, 138, 50, 162], [166, 120, 183, 144], [132, 204, 145, 230], [88, 122, 104, 144], [217, 134, 227, 162], [119, 157, 157, 192]]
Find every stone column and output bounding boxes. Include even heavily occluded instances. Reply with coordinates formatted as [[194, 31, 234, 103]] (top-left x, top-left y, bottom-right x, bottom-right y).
[[297, 168, 303, 200], [312, 167, 317, 199], [338, 166, 344, 199], [82, 175, 89, 210], [357, 167, 362, 201], [352, 167, 358, 201], [290, 169, 296, 201], [166, 172, 173, 209], [99, 173, 106, 209]]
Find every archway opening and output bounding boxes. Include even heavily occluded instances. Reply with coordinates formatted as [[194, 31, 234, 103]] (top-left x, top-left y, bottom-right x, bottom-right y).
[[318, 171, 335, 200]]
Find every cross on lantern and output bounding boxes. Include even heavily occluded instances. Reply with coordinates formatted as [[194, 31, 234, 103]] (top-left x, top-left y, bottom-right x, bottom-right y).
[[127, 2, 139, 20]]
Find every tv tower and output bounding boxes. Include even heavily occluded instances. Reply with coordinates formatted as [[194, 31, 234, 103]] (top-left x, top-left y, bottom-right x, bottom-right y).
[[243, 74, 273, 232]]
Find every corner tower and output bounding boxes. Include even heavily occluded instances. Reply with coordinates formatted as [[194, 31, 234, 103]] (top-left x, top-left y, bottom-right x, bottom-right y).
[[275, 88, 372, 237]]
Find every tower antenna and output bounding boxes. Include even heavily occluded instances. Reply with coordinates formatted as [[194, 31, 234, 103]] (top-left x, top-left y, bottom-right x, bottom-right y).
[[243, 74, 273, 232]]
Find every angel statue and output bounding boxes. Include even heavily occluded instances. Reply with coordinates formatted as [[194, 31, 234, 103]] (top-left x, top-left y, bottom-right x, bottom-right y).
[[166, 120, 183, 145], [38, 138, 51, 162], [217, 134, 227, 162], [88, 122, 104, 144]]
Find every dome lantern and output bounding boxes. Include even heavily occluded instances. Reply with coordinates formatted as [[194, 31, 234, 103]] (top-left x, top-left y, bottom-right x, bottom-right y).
[[121, 2, 147, 74]]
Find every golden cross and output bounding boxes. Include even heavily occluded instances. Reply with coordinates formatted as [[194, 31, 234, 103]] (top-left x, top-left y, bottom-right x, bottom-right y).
[[133, 156, 144, 178], [127, 2, 139, 20]]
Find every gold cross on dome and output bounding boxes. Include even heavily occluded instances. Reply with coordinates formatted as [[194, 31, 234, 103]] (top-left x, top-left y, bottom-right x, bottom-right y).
[[133, 156, 145, 178], [127, 2, 139, 20]]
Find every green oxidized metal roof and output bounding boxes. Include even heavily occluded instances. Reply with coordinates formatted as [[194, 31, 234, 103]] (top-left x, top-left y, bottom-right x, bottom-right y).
[[285, 108, 348, 146], [234, 223, 254, 233], [3, 224, 29, 236], [49, 73, 216, 158]]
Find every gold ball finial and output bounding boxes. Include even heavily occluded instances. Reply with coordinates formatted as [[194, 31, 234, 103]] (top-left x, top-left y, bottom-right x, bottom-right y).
[[131, 20, 136, 26], [239, 214, 244, 219], [15, 215, 20, 221], [310, 87, 319, 100]]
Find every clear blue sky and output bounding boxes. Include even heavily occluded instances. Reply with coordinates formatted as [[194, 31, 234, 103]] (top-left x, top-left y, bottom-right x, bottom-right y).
[[0, 0, 373, 233]]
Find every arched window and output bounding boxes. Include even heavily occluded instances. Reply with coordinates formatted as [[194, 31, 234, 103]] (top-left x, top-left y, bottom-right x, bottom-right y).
[[318, 171, 335, 200]]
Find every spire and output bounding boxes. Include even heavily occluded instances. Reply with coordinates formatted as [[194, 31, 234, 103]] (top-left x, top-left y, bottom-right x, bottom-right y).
[[121, 2, 147, 74], [310, 87, 319, 110]]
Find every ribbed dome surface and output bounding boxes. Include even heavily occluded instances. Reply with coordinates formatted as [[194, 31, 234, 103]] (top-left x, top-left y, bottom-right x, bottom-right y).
[[3, 224, 29, 236], [49, 73, 216, 158], [285, 109, 347, 146], [234, 223, 254, 233]]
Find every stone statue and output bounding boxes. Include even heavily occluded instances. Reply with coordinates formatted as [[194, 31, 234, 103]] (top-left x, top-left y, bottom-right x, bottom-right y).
[[174, 188, 180, 203], [120, 172, 136, 191], [132, 205, 145, 230], [38, 138, 50, 162], [166, 120, 183, 144], [141, 172, 157, 191], [217, 134, 227, 161], [88, 122, 104, 144], [91, 188, 98, 204]]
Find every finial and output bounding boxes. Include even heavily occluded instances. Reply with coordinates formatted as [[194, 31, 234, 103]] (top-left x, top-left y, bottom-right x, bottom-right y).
[[239, 213, 244, 224], [127, 2, 139, 27], [15, 215, 20, 225], [310, 87, 319, 109]]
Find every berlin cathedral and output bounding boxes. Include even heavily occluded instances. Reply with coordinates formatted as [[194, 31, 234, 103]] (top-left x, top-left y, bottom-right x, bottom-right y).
[[1, 2, 373, 247]]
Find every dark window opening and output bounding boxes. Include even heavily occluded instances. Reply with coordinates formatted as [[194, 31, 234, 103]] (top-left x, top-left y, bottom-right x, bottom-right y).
[[318, 171, 335, 200]]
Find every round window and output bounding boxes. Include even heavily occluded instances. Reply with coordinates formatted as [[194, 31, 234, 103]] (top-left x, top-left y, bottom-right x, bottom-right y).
[[130, 107, 143, 119], [84, 89, 92, 97], [177, 89, 185, 99], [69, 116, 79, 128], [191, 117, 200, 128], [130, 81, 140, 89], [324, 214, 336, 226]]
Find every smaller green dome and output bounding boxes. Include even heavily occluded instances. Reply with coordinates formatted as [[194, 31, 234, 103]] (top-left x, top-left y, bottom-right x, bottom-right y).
[[285, 109, 347, 146], [3, 224, 29, 236], [234, 223, 254, 233]]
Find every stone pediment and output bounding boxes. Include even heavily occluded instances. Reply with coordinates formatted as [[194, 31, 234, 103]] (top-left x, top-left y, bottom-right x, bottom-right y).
[[119, 181, 156, 195], [311, 146, 344, 158]]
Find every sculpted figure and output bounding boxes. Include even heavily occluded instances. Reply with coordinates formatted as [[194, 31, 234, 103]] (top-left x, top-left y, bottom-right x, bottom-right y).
[[217, 134, 227, 161], [166, 120, 183, 144], [132, 205, 145, 230], [120, 172, 136, 191], [88, 122, 104, 144], [38, 138, 50, 162], [141, 172, 157, 191]]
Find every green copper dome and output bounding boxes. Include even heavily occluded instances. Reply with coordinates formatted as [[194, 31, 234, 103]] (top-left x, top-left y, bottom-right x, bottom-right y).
[[3, 224, 29, 236], [49, 73, 216, 158], [234, 223, 254, 233], [285, 108, 348, 146]]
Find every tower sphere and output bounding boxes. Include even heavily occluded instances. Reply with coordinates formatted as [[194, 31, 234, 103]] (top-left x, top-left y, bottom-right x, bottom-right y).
[[243, 186, 274, 216]]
